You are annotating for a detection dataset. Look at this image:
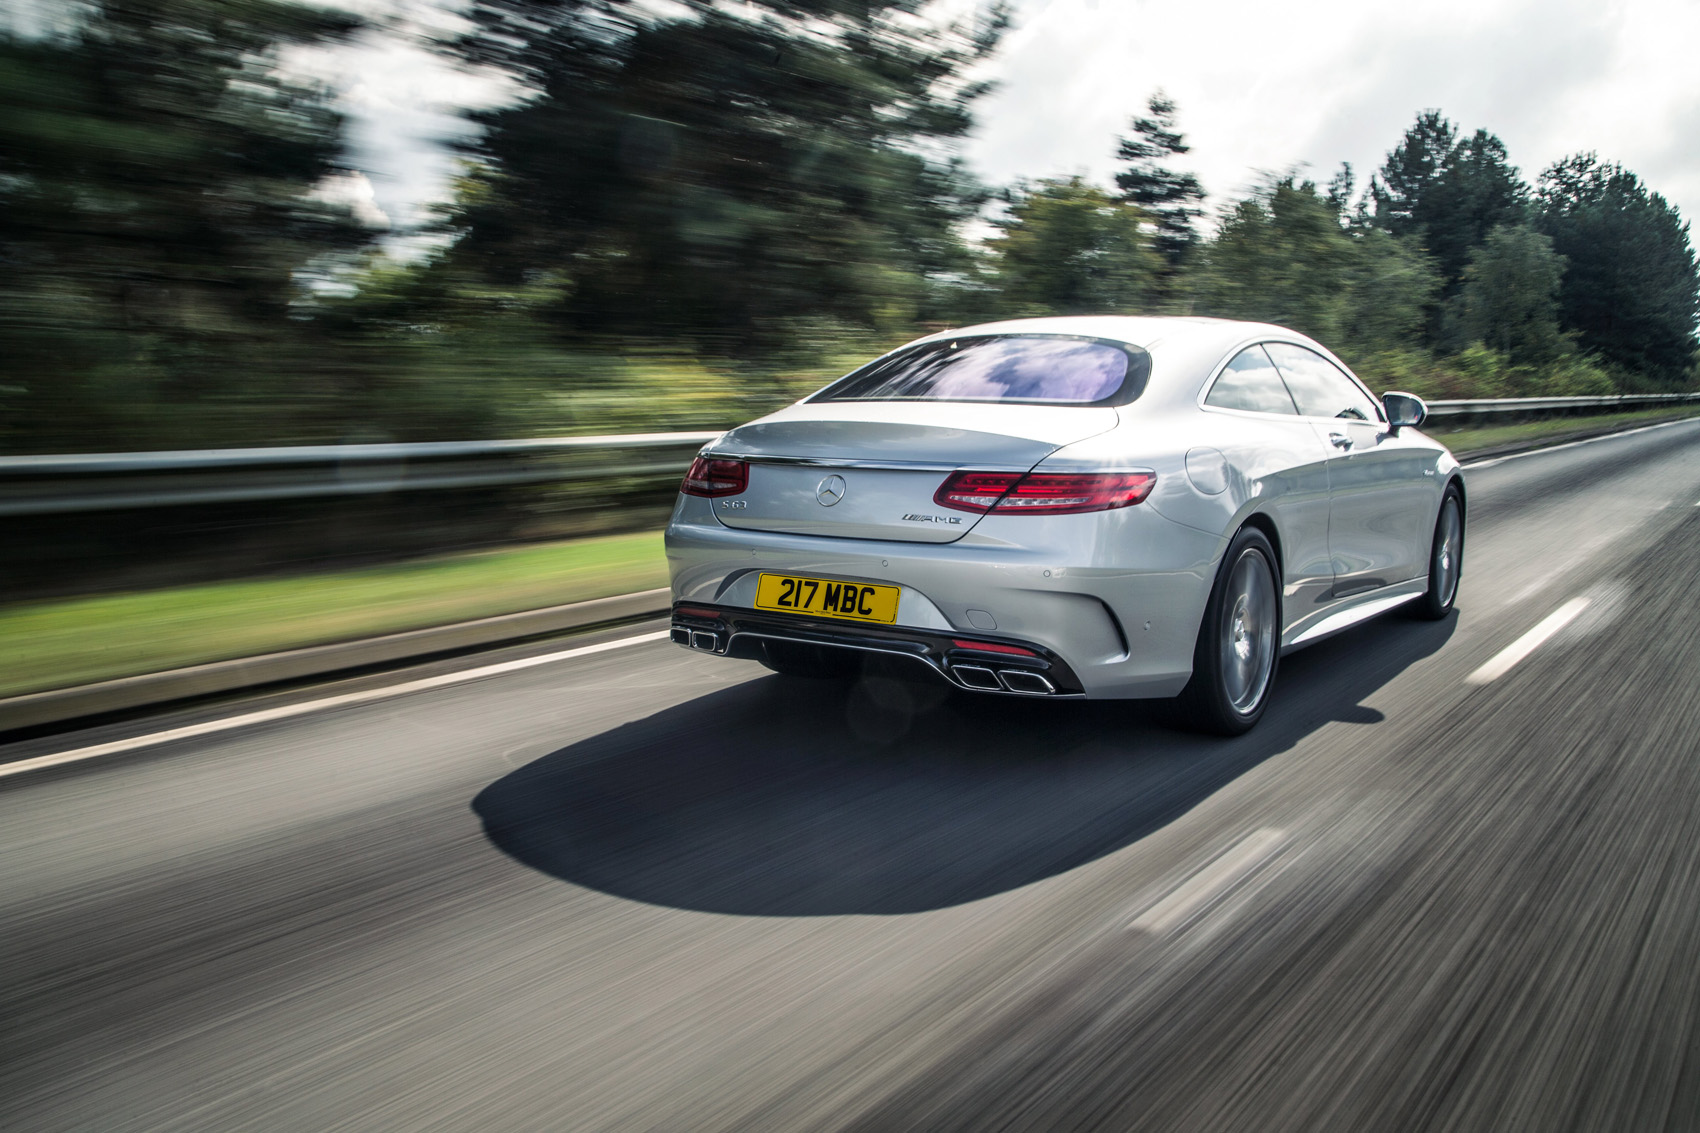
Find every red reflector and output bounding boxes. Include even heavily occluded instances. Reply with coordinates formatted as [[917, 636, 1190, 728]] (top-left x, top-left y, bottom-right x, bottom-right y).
[[936, 470, 1155, 515], [674, 604, 722, 619], [951, 638, 1039, 657], [681, 456, 749, 498]]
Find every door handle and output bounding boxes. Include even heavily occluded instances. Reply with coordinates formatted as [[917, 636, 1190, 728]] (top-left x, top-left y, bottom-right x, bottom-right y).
[[1329, 432, 1353, 450]]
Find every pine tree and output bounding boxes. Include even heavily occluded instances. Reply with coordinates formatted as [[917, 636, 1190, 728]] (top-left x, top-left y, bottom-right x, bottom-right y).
[[440, 1, 1006, 352], [1452, 225, 1568, 365], [1537, 154, 1699, 385], [0, 0, 372, 451], [989, 178, 1159, 315], [1370, 111, 1527, 292], [1113, 92, 1204, 269]]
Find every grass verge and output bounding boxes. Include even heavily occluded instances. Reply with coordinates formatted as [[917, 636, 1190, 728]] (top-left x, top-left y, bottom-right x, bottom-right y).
[[1433, 405, 1700, 457], [0, 530, 666, 698]]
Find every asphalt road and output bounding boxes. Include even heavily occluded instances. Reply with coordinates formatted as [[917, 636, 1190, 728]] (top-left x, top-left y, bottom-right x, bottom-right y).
[[6, 419, 1700, 1131]]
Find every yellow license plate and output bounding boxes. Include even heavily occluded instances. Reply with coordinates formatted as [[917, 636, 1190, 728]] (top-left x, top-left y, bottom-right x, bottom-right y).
[[755, 573, 901, 624]]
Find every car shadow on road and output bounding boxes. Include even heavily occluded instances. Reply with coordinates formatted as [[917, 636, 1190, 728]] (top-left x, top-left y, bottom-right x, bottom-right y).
[[473, 614, 1455, 916]]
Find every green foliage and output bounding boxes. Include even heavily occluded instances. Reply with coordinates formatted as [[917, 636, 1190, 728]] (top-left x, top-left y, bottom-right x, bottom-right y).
[[1188, 177, 1438, 353], [1189, 179, 1355, 340], [439, 0, 1003, 354], [1451, 225, 1568, 364], [987, 178, 1158, 315], [1113, 91, 1204, 269], [1537, 154, 1700, 386], [1347, 342, 1612, 401], [1337, 227, 1442, 353], [6, 12, 1697, 461], [1370, 111, 1528, 295], [0, 0, 372, 452]]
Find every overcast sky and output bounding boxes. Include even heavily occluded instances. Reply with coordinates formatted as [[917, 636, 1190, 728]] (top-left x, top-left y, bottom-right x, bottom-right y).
[[320, 0, 1700, 243]]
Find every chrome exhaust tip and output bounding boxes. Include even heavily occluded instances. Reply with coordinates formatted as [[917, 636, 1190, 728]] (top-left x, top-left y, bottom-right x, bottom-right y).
[[998, 670, 1056, 695], [690, 630, 721, 653], [951, 664, 1003, 691], [669, 627, 692, 646]]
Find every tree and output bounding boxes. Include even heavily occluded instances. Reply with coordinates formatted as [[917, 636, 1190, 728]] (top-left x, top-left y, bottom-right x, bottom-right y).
[[1370, 111, 1528, 293], [1113, 91, 1205, 269], [988, 177, 1158, 315], [1451, 225, 1568, 365], [1189, 176, 1438, 355], [0, 0, 372, 452], [1339, 227, 1442, 354], [1536, 154, 1699, 385], [439, 0, 1005, 353]]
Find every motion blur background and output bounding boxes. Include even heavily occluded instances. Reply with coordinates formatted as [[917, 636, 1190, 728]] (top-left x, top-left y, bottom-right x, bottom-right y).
[[2, 0, 1697, 688]]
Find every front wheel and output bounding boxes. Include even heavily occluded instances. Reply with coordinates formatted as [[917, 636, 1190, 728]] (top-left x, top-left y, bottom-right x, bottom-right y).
[[1409, 487, 1464, 621], [1174, 527, 1281, 736]]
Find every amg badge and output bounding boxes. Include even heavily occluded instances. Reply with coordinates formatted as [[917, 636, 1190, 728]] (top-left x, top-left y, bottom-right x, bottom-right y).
[[901, 513, 963, 524]]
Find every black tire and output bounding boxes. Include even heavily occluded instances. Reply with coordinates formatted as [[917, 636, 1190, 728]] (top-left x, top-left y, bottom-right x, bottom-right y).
[[759, 640, 862, 680], [1174, 527, 1282, 736], [1409, 485, 1464, 621]]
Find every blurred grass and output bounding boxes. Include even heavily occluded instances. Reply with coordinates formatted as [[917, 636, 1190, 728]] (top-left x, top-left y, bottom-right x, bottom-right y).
[[7, 403, 1700, 700], [1432, 405, 1700, 455], [0, 530, 666, 697]]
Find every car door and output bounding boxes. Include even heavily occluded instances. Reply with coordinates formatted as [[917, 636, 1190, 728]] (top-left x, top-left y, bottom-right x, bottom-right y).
[[1264, 342, 1434, 596], [1201, 344, 1336, 618]]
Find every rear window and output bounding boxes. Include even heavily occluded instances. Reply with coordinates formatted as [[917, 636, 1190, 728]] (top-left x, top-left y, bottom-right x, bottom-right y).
[[811, 335, 1151, 406]]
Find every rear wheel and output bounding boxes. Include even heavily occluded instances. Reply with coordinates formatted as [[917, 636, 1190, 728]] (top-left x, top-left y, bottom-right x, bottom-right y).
[[1409, 487, 1464, 620], [759, 640, 862, 680], [1174, 527, 1281, 736]]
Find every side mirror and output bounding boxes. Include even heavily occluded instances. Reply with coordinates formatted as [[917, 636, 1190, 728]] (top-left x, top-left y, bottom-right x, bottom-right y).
[[1383, 391, 1427, 434]]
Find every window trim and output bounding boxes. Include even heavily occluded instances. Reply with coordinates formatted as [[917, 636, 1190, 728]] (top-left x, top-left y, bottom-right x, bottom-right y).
[[1199, 342, 1302, 418], [1198, 338, 1387, 424], [1261, 340, 1387, 425]]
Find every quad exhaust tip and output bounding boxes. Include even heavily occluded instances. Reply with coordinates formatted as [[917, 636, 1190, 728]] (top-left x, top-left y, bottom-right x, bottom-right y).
[[672, 625, 723, 653], [998, 670, 1055, 695], [950, 664, 1055, 695], [951, 664, 1003, 691]]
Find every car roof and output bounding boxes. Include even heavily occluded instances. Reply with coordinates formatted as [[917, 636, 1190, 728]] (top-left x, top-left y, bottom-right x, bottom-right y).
[[912, 315, 1310, 356]]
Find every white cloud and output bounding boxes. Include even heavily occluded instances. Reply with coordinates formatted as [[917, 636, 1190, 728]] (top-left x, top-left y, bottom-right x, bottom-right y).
[[314, 0, 1700, 248], [965, 0, 1700, 226], [312, 169, 392, 228], [283, 0, 515, 247]]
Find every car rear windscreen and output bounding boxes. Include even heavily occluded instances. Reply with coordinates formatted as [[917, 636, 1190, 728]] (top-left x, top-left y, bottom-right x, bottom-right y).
[[812, 335, 1150, 406]]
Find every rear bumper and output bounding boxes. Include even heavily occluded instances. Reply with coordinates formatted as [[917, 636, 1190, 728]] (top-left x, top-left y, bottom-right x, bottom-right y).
[[666, 493, 1226, 699], [670, 602, 1086, 697]]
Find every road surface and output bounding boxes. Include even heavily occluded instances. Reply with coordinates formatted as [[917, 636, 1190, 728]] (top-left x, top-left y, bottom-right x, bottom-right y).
[[5, 419, 1700, 1131]]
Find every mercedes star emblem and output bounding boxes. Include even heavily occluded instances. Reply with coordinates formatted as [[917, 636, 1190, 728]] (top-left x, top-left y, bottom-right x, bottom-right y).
[[815, 474, 847, 506]]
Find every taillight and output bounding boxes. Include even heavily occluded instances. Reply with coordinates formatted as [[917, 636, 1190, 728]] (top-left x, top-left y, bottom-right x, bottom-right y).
[[934, 470, 1155, 515], [681, 456, 748, 498], [933, 471, 1022, 513]]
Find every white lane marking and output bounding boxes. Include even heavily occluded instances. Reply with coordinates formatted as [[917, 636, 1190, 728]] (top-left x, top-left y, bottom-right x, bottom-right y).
[[1129, 828, 1286, 934], [0, 630, 672, 780], [1459, 416, 1699, 470], [1465, 598, 1590, 686]]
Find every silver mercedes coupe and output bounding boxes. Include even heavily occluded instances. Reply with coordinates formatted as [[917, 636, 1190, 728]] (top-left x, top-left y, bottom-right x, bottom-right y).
[[665, 316, 1464, 733]]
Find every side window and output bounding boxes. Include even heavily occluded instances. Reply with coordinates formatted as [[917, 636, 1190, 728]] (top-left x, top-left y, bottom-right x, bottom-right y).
[[1264, 342, 1382, 422], [1204, 346, 1299, 415]]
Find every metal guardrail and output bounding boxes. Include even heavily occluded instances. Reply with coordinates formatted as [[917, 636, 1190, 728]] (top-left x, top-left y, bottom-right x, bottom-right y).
[[0, 431, 723, 517], [1424, 392, 1700, 419], [4, 393, 1698, 517]]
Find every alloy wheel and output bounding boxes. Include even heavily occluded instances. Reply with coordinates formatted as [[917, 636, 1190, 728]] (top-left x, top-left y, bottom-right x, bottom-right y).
[[1220, 548, 1277, 714]]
